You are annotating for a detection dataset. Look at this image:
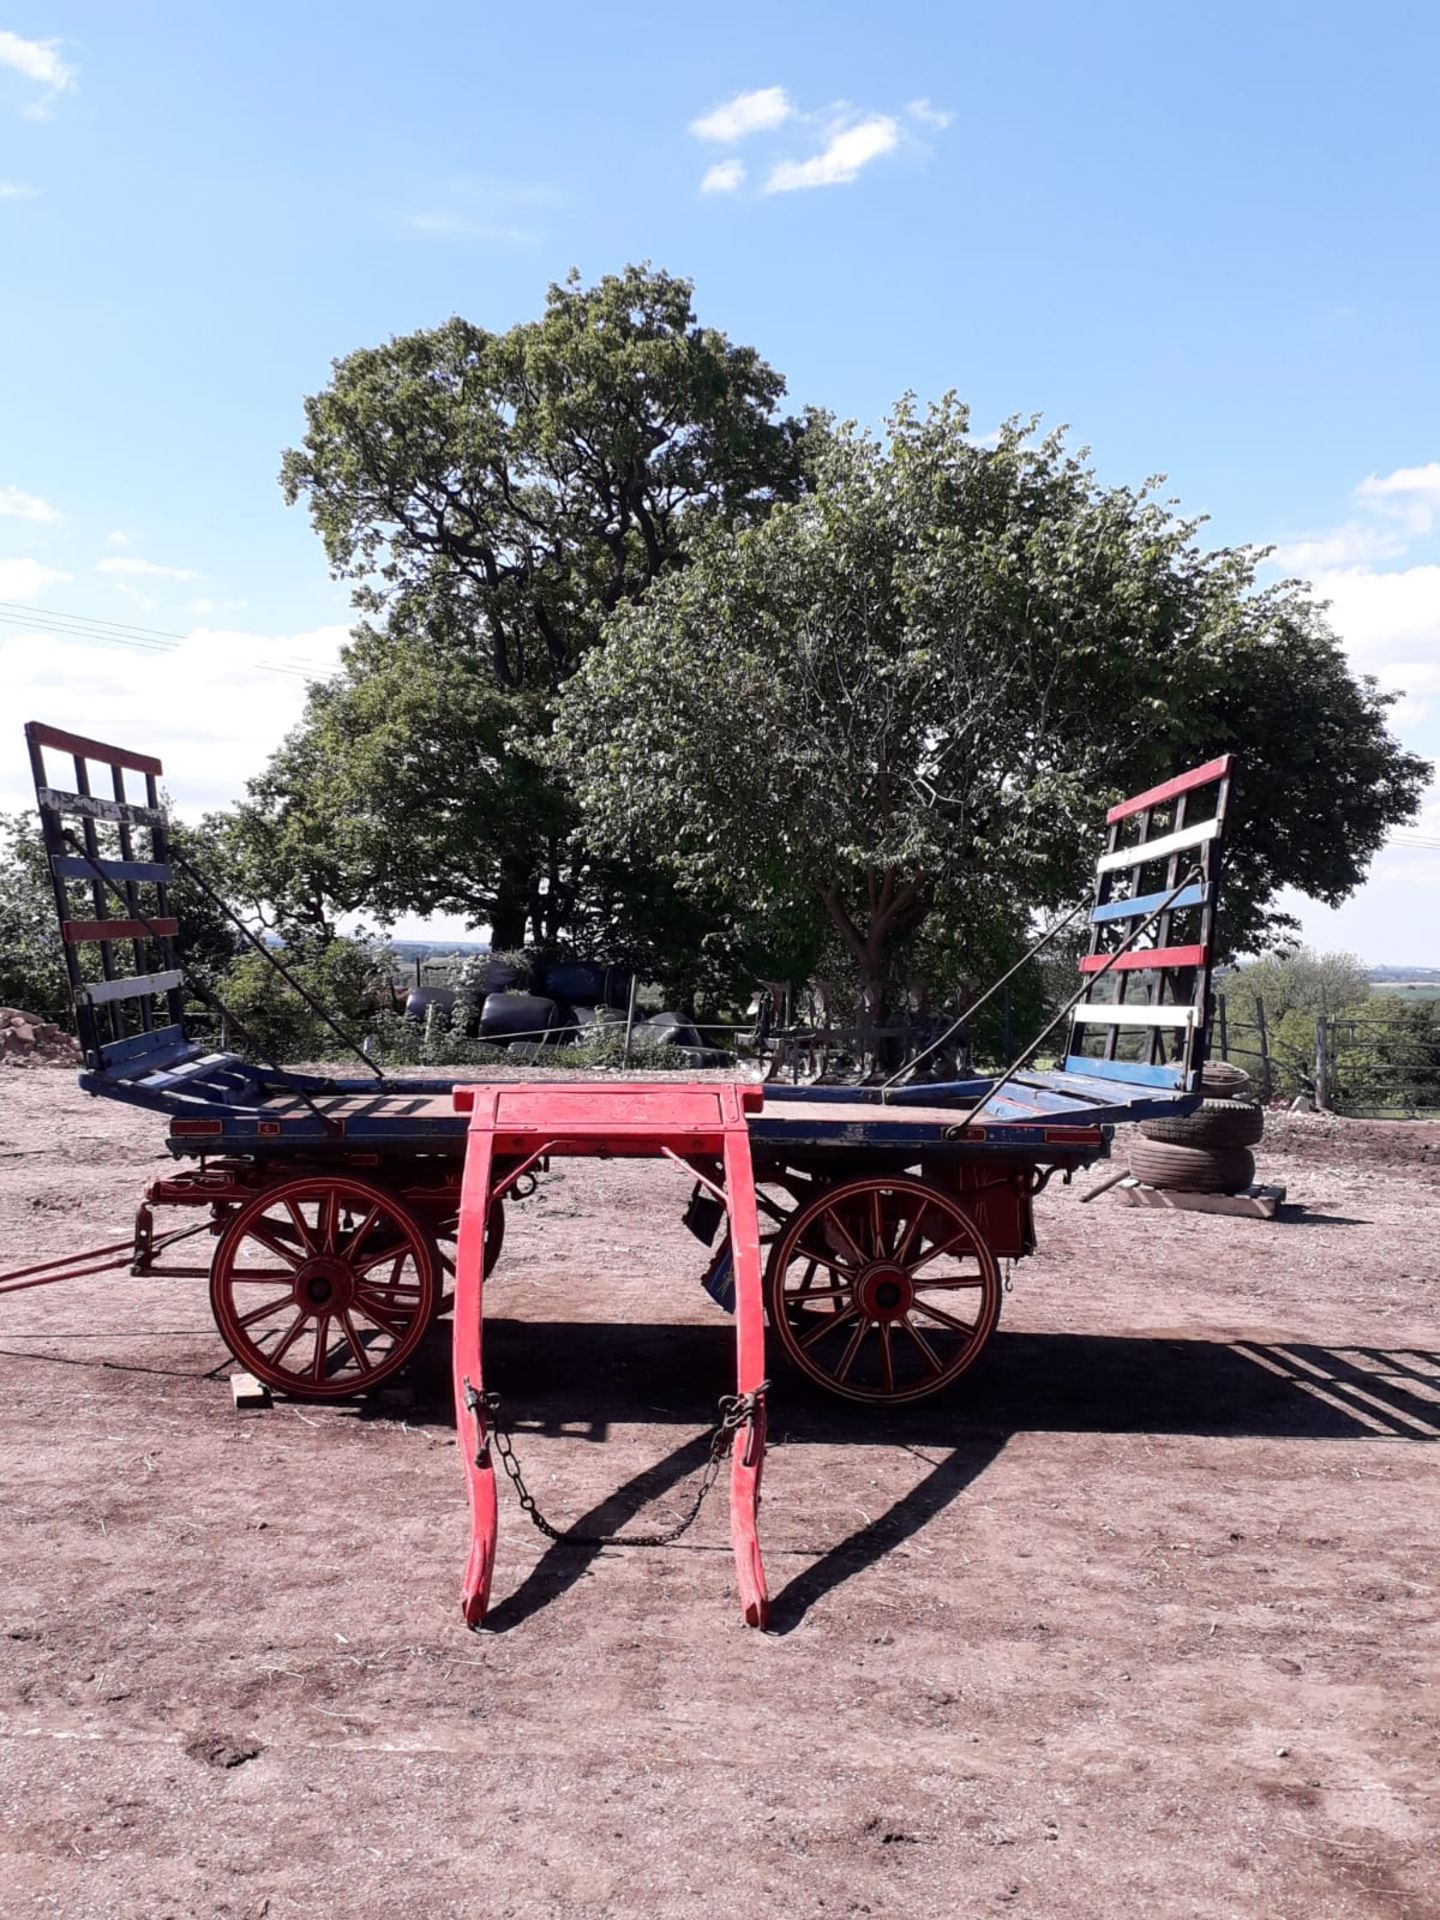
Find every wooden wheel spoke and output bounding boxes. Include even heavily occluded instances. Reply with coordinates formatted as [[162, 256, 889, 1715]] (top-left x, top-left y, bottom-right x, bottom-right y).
[[910, 1297, 979, 1336], [311, 1313, 332, 1381], [225, 1267, 300, 1284], [869, 1187, 886, 1258], [352, 1291, 408, 1337], [795, 1240, 857, 1282], [786, 1279, 853, 1303], [247, 1224, 304, 1270], [343, 1205, 383, 1261], [892, 1204, 926, 1268], [351, 1242, 413, 1279], [821, 1206, 867, 1267], [283, 1198, 317, 1256], [912, 1272, 987, 1290], [798, 1301, 860, 1352], [236, 1291, 294, 1331], [899, 1315, 944, 1375], [834, 1317, 871, 1382], [267, 1310, 312, 1369], [339, 1309, 369, 1370], [909, 1226, 976, 1273], [878, 1320, 895, 1394]]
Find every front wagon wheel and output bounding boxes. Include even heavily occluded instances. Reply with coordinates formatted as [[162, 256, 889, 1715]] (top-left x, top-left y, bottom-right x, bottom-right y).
[[763, 1174, 1000, 1405], [210, 1176, 437, 1399]]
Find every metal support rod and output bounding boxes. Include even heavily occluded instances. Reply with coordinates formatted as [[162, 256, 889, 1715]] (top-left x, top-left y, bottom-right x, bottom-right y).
[[880, 894, 1093, 1094], [945, 865, 1205, 1137], [169, 850, 381, 1077]]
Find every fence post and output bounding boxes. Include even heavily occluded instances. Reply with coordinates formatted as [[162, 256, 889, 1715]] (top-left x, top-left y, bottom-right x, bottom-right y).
[[1217, 990, 1228, 1061], [1314, 1015, 1329, 1112], [1254, 995, 1272, 1103], [621, 971, 639, 1067]]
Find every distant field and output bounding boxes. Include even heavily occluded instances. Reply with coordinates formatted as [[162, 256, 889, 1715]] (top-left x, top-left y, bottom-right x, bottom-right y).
[[1370, 982, 1440, 1000]]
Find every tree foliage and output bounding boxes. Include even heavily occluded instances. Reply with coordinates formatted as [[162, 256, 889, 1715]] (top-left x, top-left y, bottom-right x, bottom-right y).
[[263, 265, 808, 949], [551, 398, 1430, 1014]]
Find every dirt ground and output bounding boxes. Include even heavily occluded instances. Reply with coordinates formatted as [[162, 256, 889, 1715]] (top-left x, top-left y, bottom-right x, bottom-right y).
[[0, 1069, 1435, 1920]]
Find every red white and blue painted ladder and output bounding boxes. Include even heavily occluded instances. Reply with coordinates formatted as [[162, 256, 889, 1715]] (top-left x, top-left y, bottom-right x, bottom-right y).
[[1064, 754, 1235, 1092], [450, 1082, 770, 1629], [24, 722, 188, 1072]]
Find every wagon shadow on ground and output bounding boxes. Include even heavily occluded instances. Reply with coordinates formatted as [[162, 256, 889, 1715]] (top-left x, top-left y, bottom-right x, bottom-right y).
[[395, 1319, 1440, 1631]]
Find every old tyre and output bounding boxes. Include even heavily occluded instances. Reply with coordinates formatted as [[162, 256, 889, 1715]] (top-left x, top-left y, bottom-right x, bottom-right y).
[[1129, 1138, 1256, 1194], [210, 1176, 437, 1399], [764, 1174, 1001, 1405], [1201, 1061, 1252, 1100], [1139, 1098, 1264, 1149]]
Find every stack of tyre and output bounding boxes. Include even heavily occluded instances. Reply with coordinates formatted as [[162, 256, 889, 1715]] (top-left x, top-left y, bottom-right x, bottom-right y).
[[1130, 1061, 1264, 1195]]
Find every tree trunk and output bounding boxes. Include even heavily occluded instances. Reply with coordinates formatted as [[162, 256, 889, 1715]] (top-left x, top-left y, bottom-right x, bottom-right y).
[[490, 855, 532, 952]]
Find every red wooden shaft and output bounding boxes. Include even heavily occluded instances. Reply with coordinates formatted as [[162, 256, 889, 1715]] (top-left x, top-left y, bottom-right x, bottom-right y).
[[453, 1108, 498, 1628], [723, 1109, 769, 1629]]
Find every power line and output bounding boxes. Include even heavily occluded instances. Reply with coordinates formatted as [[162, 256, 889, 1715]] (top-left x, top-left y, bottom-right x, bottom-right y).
[[0, 599, 326, 680]]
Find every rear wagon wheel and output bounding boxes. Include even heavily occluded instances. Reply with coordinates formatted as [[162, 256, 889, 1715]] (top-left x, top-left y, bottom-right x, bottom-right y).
[[764, 1174, 1001, 1405]]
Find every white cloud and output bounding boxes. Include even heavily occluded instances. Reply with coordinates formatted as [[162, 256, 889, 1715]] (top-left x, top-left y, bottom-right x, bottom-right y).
[[1355, 461, 1440, 540], [690, 87, 792, 143], [906, 97, 954, 129], [0, 179, 35, 200], [95, 556, 201, 581], [0, 622, 348, 819], [1310, 564, 1440, 672], [105, 529, 131, 546], [187, 597, 217, 615], [1274, 460, 1440, 574], [1270, 522, 1409, 571], [765, 115, 900, 193], [700, 158, 746, 196], [406, 211, 539, 245], [0, 29, 74, 97], [0, 556, 68, 599], [0, 485, 59, 523]]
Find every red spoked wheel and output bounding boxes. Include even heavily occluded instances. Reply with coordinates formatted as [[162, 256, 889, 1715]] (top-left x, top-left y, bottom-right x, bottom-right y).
[[210, 1176, 437, 1399], [428, 1198, 506, 1316], [764, 1174, 1000, 1405]]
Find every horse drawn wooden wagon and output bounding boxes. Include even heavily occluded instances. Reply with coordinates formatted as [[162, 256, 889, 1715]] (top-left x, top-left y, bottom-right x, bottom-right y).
[[4, 719, 1234, 1626]]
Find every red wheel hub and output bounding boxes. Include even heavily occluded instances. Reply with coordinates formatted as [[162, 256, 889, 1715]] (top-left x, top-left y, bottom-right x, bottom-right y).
[[853, 1263, 914, 1321], [293, 1255, 356, 1313]]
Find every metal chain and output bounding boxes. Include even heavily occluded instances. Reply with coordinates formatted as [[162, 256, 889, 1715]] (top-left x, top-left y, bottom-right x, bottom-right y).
[[462, 1381, 767, 1549]]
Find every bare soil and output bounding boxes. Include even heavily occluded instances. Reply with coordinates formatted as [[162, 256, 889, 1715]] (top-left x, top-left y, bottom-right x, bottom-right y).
[[0, 1070, 1435, 1920]]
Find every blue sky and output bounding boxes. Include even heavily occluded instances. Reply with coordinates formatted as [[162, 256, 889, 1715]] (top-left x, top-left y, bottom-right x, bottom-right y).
[[3, 2, 1438, 956]]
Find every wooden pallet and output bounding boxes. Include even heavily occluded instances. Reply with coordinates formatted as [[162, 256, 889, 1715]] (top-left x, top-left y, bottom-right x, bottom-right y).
[[1114, 1177, 1287, 1219]]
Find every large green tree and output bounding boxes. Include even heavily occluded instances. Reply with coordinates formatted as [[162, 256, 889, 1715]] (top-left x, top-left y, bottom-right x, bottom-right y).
[[550, 399, 1430, 1018], [261, 265, 808, 948]]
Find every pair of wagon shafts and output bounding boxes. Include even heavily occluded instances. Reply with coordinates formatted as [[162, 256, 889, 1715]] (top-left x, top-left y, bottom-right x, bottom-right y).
[[12, 720, 1236, 1627]]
